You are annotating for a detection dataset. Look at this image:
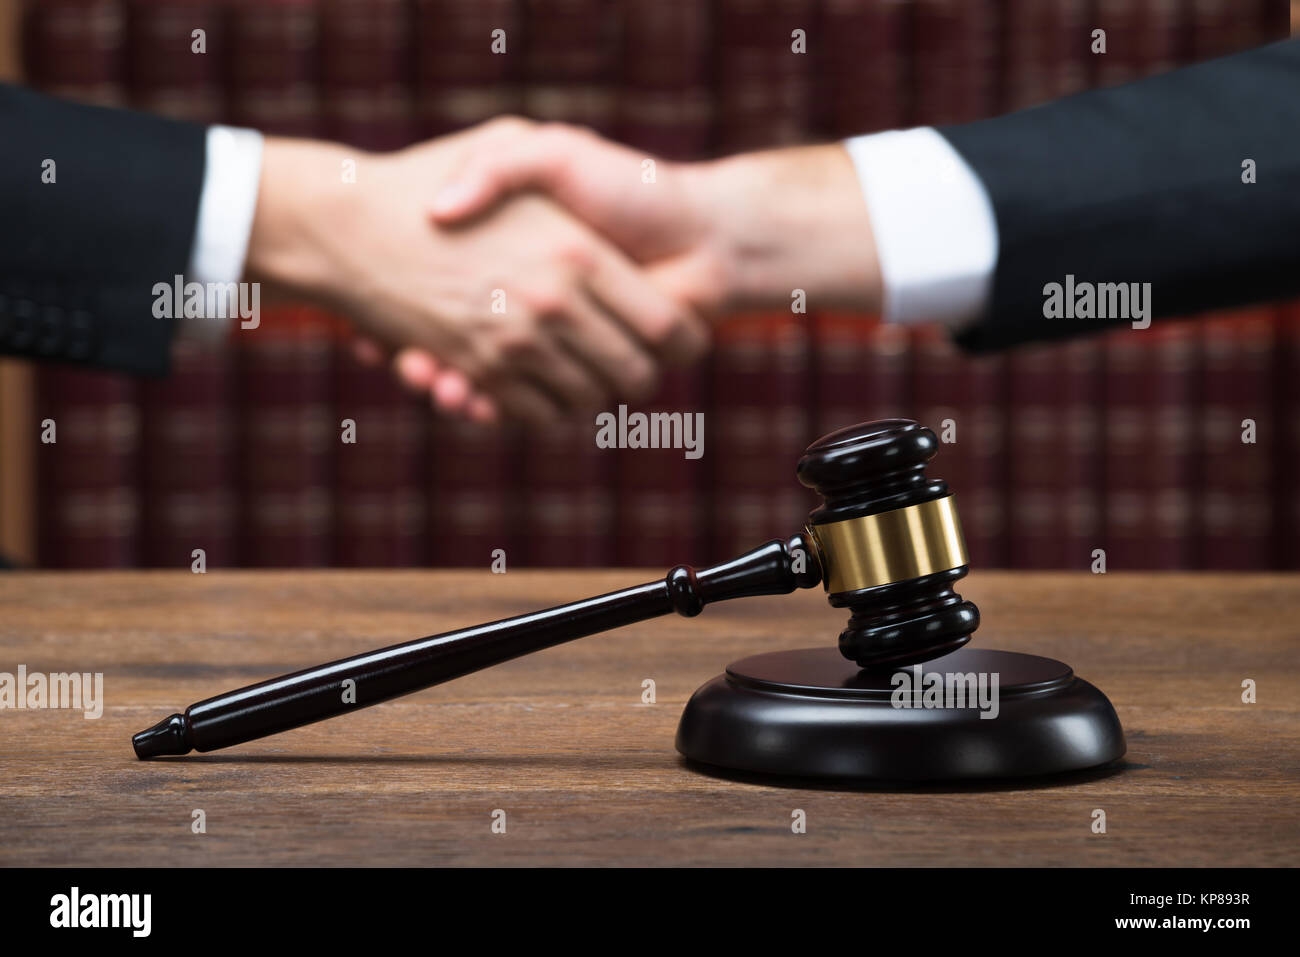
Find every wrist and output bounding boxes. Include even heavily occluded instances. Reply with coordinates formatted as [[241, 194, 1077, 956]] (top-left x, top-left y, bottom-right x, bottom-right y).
[[244, 137, 364, 304], [691, 145, 883, 313]]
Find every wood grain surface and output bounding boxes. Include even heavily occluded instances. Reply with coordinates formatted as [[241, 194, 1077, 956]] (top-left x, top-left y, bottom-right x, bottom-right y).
[[0, 570, 1295, 866]]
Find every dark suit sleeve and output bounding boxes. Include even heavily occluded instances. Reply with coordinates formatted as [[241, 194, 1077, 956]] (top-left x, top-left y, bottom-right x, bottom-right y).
[[938, 39, 1300, 353], [0, 84, 207, 376]]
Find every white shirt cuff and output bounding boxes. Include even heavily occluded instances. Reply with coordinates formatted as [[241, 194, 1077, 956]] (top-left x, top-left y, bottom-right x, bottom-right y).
[[842, 127, 998, 330], [188, 125, 264, 284], [180, 126, 263, 341]]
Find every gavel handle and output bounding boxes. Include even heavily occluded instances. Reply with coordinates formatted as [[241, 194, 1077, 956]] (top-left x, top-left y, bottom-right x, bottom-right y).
[[133, 535, 822, 758]]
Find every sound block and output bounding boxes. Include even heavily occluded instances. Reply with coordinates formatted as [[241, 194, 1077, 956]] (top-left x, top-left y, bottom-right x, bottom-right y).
[[676, 647, 1125, 782]]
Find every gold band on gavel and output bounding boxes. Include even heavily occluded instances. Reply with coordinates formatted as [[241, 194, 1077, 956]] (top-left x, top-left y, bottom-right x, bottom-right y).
[[807, 495, 968, 593]]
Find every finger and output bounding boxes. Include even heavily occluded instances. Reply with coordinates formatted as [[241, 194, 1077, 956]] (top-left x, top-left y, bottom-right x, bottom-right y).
[[424, 365, 501, 422], [465, 394, 498, 424], [432, 366, 474, 411], [583, 242, 710, 367], [351, 336, 388, 366], [394, 349, 441, 394], [485, 376, 565, 426], [553, 290, 661, 405], [507, 333, 609, 416], [429, 127, 578, 222]]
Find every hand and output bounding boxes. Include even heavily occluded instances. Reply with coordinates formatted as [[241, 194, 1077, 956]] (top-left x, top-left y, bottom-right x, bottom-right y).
[[244, 122, 707, 425], [430, 119, 884, 316], [412, 119, 883, 412]]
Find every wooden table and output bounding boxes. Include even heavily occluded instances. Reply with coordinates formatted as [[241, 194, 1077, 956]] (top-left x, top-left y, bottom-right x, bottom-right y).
[[0, 570, 1296, 866]]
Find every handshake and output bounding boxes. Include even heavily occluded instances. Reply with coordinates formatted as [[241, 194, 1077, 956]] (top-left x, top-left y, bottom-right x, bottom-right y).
[[245, 117, 882, 425]]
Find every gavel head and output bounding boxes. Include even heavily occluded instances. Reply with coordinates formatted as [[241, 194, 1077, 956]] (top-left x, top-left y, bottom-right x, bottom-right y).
[[797, 419, 980, 669]]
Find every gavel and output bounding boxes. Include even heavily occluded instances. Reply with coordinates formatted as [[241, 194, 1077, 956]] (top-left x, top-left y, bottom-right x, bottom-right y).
[[135, 417, 1125, 782], [134, 419, 975, 758]]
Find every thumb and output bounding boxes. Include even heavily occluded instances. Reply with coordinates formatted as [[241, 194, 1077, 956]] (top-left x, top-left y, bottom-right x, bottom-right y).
[[429, 170, 496, 222], [429, 129, 574, 223], [647, 256, 728, 323]]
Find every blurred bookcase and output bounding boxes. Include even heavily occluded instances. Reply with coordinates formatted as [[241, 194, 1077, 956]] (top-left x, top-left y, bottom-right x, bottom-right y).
[[2, 0, 1298, 571]]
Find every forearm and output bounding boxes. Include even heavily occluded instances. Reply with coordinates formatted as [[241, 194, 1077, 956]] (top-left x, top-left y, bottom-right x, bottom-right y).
[[243, 136, 361, 307], [687, 144, 883, 314]]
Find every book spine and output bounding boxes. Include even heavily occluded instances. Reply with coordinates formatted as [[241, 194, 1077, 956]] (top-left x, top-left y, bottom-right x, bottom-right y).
[[226, 0, 321, 138], [616, 0, 713, 159], [910, 325, 1006, 568], [1187, 0, 1269, 62], [714, 0, 816, 152], [36, 369, 141, 567], [124, 0, 236, 568], [520, 420, 615, 568], [999, 0, 1089, 112], [1002, 338, 1101, 570], [1059, 340, 1104, 569], [227, 0, 336, 567], [1147, 323, 1198, 568], [812, 315, 910, 438], [611, 8, 711, 566], [520, 0, 620, 135], [1197, 309, 1277, 568], [138, 335, 238, 568], [237, 307, 338, 567], [1004, 343, 1065, 568], [25, 0, 141, 568], [124, 0, 225, 124], [816, 0, 910, 138], [1091, 0, 1185, 88], [613, 368, 708, 568], [768, 312, 814, 540], [414, 0, 522, 136], [1103, 324, 1197, 569], [428, 419, 516, 568], [320, 0, 427, 567], [709, 4, 816, 562], [910, 0, 1000, 125], [319, 0, 415, 151], [332, 347, 428, 568], [411, 2, 523, 568], [710, 315, 777, 559], [1101, 328, 1147, 569], [22, 0, 126, 106]]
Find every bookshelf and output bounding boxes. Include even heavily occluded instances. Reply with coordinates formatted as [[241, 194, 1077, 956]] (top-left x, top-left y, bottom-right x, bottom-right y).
[[2, 1, 1297, 571]]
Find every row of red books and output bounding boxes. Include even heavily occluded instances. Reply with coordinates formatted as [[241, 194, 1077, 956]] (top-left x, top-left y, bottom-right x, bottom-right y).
[[23, 0, 1296, 570], [35, 305, 1300, 570]]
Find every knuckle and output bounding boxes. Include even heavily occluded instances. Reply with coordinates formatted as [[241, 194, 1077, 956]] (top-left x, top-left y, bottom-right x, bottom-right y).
[[537, 122, 593, 154], [468, 343, 504, 377], [537, 121, 578, 140], [674, 318, 711, 363], [524, 285, 572, 319], [640, 307, 687, 347], [623, 359, 659, 400], [556, 240, 596, 275], [496, 334, 535, 361], [487, 115, 533, 136], [536, 309, 574, 334], [573, 379, 606, 410], [519, 395, 557, 425]]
